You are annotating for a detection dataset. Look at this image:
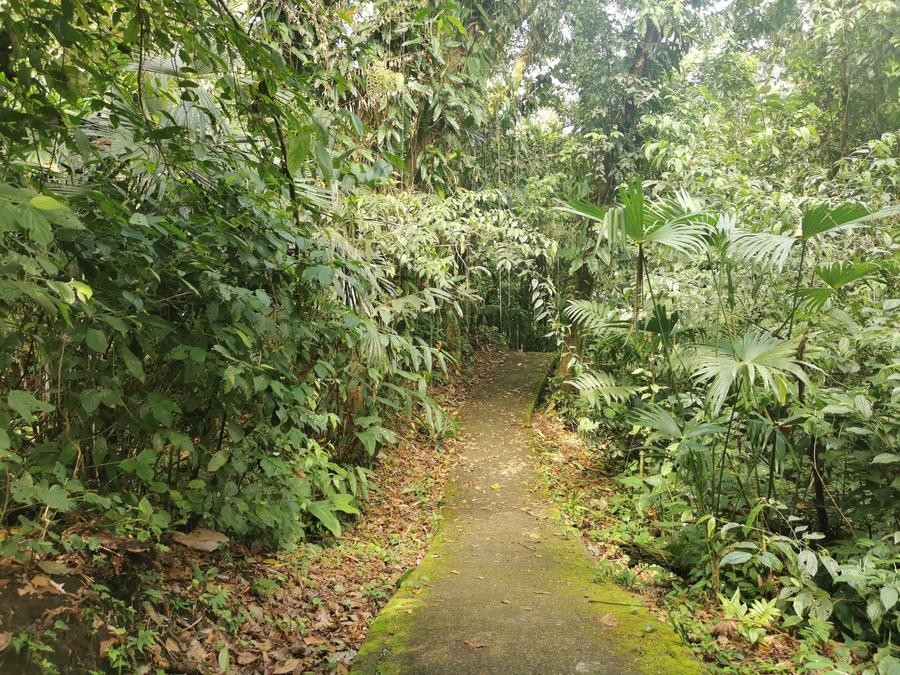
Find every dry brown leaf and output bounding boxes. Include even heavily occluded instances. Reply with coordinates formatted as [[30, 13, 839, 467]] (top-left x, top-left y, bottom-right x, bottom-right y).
[[599, 614, 618, 627], [172, 528, 229, 552], [29, 574, 66, 594], [236, 651, 259, 665], [711, 620, 738, 638], [273, 658, 301, 673], [37, 560, 76, 576], [0, 632, 11, 652], [99, 637, 118, 657], [464, 640, 487, 649]]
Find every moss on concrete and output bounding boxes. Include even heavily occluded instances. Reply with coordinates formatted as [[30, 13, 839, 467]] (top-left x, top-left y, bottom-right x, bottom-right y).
[[351, 519, 455, 673], [353, 352, 700, 674], [541, 536, 699, 674]]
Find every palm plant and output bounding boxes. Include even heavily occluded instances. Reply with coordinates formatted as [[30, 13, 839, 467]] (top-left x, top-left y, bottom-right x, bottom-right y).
[[558, 181, 712, 327], [630, 404, 725, 511], [689, 330, 810, 513], [690, 330, 810, 415], [568, 370, 641, 407], [727, 203, 899, 336]]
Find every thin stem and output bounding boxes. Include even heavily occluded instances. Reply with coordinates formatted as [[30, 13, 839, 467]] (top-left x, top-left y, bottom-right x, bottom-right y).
[[642, 254, 681, 398], [784, 240, 807, 339], [715, 403, 739, 516]]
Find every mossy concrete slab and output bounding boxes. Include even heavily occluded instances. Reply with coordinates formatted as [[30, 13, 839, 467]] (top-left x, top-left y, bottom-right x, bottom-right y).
[[353, 352, 699, 674]]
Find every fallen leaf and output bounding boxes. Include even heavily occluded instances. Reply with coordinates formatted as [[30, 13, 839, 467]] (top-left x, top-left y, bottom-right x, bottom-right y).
[[172, 528, 229, 552], [303, 635, 326, 646], [450, 569, 460, 575], [99, 638, 118, 657], [30, 574, 65, 594], [0, 632, 11, 652], [237, 651, 259, 665], [711, 619, 738, 638], [37, 560, 76, 576], [273, 658, 301, 673], [464, 640, 487, 649], [490, 483, 501, 490], [600, 614, 618, 627]]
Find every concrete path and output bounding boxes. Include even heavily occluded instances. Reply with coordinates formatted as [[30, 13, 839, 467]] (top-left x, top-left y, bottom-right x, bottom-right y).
[[352, 352, 699, 674]]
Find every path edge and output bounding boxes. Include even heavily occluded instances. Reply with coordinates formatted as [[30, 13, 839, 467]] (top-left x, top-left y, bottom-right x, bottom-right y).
[[351, 353, 554, 674]]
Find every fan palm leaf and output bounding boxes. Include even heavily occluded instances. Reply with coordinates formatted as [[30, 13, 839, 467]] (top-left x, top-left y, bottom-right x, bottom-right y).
[[690, 331, 810, 414], [630, 404, 725, 441]]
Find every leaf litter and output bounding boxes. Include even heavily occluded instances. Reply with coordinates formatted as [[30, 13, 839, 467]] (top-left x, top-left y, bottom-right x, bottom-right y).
[[0, 364, 500, 673]]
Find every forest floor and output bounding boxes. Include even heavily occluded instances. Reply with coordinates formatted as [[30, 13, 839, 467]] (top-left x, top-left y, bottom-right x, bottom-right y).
[[0, 350, 502, 674], [352, 352, 698, 674]]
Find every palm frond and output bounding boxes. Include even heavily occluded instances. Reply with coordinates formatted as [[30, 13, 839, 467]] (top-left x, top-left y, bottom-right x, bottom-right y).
[[815, 261, 877, 290], [690, 331, 809, 414], [644, 218, 710, 255], [797, 287, 834, 312], [568, 371, 640, 405], [630, 404, 725, 441], [554, 197, 606, 223], [801, 203, 899, 240], [727, 231, 797, 271], [629, 404, 683, 438], [566, 300, 613, 333], [619, 180, 646, 242]]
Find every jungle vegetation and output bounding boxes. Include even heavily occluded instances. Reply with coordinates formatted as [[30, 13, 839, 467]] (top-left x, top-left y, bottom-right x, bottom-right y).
[[0, 0, 897, 671]]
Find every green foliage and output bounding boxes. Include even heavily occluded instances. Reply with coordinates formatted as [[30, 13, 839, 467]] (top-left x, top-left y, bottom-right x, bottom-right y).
[[0, 0, 550, 553]]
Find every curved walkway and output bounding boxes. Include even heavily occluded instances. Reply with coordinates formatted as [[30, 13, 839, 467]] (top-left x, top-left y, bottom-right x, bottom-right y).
[[353, 352, 699, 674]]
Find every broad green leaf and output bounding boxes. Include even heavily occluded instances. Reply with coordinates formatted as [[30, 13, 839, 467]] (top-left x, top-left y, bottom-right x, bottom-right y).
[[797, 549, 818, 576], [313, 141, 333, 181], [47, 281, 76, 304], [42, 484, 74, 512], [207, 450, 228, 472], [80, 390, 102, 413], [8, 390, 55, 419], [286, 129, 311, 176], [120, 346, 146, 382], [720, 550, 753, 566], [85, 328, 108, 353], [29, 194, 65, 210], [307, 500, 342, 537], [73, 281, 93, 302]]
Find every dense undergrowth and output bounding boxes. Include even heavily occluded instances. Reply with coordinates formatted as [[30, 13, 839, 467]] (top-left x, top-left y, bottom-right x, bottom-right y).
[[0, 0, 555, 558], [1, 0, 898, 671]]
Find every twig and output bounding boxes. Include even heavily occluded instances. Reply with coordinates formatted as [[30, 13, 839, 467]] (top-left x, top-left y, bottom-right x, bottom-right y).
[[586, 599, 641, 607]]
